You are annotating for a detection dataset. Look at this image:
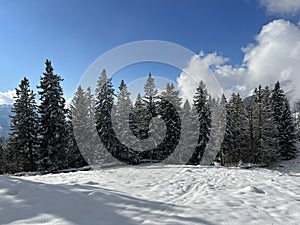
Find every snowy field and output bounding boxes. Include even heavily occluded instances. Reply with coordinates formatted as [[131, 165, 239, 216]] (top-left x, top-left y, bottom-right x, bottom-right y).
[[0, 159, 300, 225]]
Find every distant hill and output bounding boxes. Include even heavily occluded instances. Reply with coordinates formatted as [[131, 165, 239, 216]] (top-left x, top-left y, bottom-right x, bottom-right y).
[[0, 104, 12, 138]]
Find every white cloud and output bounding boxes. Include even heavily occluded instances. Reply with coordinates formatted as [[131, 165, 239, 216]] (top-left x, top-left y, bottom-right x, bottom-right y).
[[178, 19, 300, 103], [0, 90, 15, 105], [260, 0, 300, 16], [177, 53, 226, 102], [244, 19, 300, 101]]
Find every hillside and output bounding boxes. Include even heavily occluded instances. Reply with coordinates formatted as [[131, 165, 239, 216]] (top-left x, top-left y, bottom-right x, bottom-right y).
[[0, 156, 299, 225]]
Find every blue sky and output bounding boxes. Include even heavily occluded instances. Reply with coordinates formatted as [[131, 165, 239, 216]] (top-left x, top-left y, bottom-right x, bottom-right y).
[[1, 0, 300, 103]]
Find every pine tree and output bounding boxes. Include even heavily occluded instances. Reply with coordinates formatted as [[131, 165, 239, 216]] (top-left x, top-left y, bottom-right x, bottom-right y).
[[93, 70, 115, 164], [202, 95, 227, 165], [279, 98, 297, 159], [188, 81, 211, 165], [95, 70, 136, 163], [85, 87, 101, 164], [69, 86, 90, 167], [174, 99, 198, 164], [37, 60, 68, 171], [129, 93, 147, 151], [142, 73, 159, 140], [157, 83, 182, 163], [113, 80, 133, 144], [66, 108, 87, 168], [233, 94, 250, 164], [0, 138, 5, 174], [271, 81, 297, 160], [221, 94, 249, 165], [6, 77, 38, 173], [220, 94, 234, 166], [252, 85, 279, 164]]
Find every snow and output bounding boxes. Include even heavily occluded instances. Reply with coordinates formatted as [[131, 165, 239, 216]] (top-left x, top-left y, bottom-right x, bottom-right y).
[[1, 160, 300, 224]]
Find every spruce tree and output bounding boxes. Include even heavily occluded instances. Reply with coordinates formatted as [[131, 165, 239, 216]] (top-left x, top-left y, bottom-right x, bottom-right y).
[[159, 83, 182, 164], [95, 70, 120, 161], [37, 60, 68, 171], [7, 77, 38, 172], [271, 81, 297, 160], [85, 87, 101, 164], [69, 86, 90, 167], [0, 138, 5, 174], [129, 93, 147, 149], [188, 81, 211, 165], [157, 83, 182, 163], [66, 108, 87, 168], [175, 99, 198, 164], [202, 95, 227, 165], [113, 80, 137, 159], [220, 94, 234, 166], [94, 70, 116, 164], [252, 86, 279, 164], [142, 73, 159, 140], [279, 98, 297, 159], [113, 80, 133, 144]]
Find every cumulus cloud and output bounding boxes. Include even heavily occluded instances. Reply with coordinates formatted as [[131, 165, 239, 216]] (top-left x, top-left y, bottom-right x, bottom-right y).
[[178, 19, 300, 103], [260, 0, 300, 16], [0, 90, 15, 105], [244, 19, 300, 100], [177, 53, 228, 102]]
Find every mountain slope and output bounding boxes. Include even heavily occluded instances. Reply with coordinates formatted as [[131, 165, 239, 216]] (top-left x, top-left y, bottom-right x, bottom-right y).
[[0, 158, 299, 225]]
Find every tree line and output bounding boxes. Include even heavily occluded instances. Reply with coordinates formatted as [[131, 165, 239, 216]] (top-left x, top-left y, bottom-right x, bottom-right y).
[[0, 59, 298, 174]]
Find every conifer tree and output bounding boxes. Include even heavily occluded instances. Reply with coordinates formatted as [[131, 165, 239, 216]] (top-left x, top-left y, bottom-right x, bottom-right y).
[[66, 108, 87, 168], [279, 98, 297, 159], [221, 93, 251, 166], [37, 60, 68, 171], [95, 70, 120, 160], [85, 87, 101, 163], [113, 80, 138, 159], [114, 80, 133, 143], [94, 70, 116, 164], [7, 77, 38, 172], [130, 93, 145, 139], [69, 86, 90, 167], [0, 138, 6, 173], [252, 85, 279, 164], [202, 95, 226, 165], [159, 83, 186, 164], [271, 81, 297, 160], [174, 99, 198, 164], [188, 81, 211, 165], [142, 73, 158, 142], [143, 73, 158, 118], [157, 83, 182, 162], [220, 94, 235, 166]]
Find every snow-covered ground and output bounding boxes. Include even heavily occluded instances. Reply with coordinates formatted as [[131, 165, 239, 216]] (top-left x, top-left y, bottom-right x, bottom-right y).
[[1, 159, 300, 225]]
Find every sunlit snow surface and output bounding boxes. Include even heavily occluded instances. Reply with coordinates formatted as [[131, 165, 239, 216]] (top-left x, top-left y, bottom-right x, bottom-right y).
[[0, 158, 300, 225]]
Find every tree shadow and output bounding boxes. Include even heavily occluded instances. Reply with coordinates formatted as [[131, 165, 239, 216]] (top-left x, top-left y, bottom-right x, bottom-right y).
[[0, 176, 217, 225]]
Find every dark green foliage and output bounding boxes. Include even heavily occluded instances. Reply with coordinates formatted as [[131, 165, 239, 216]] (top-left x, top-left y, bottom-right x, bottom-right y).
[[95, 70, 139, 164], [188, 81, 211, 165], [251, 86, 279, 164], [271, 81, 297, 160], [220, 93, 249, 166], [0, 138, 6, 174], [67, 86, 89, 168], [37, 60, 68, 171], [6, 77, 38, 173], [279, 98, 297, 159], [204, 95, 226, 165]]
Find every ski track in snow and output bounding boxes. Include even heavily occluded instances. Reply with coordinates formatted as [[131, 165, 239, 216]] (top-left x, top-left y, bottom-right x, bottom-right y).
[[0, 161, 300, 225]]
